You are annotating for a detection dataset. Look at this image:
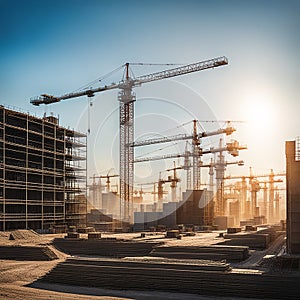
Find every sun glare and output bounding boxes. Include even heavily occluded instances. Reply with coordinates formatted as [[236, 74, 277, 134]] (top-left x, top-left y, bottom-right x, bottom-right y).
[[245, 96, 275, 130]]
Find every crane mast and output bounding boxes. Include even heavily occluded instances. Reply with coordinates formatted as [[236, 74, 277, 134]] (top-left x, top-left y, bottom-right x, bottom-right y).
[[30, 56, 228, 224], [118, 65, 135, 222], [183, 142, 192, 190], [192, 120, 201, 190]]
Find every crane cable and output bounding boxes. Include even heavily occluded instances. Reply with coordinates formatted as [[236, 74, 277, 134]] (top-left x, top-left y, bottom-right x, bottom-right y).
[[74, 62, 185, 93], [129, 63, 184, 66], [87, 98, 92, 134], [73, 64, 125, 93], [83, 64, 128, 134]]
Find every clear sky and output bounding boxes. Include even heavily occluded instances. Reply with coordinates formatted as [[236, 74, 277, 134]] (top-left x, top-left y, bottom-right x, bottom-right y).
[[1, 0, 299, 190]]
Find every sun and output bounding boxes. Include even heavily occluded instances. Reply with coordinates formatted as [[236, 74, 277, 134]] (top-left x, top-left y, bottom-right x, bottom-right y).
[[245, 96, 275, 130]]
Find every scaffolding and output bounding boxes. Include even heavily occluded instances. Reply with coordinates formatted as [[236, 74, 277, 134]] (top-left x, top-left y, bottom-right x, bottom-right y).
[[0, 105, 87, 231], [295, 136, 300, 161]]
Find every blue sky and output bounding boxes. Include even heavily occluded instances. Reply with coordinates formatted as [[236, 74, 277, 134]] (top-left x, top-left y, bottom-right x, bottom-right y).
[[0, 0, 299, 188]]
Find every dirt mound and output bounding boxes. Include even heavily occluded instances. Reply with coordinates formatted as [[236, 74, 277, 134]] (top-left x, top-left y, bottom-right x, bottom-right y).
[[0, 245, 58, 261], [9, 230, 40, 241]]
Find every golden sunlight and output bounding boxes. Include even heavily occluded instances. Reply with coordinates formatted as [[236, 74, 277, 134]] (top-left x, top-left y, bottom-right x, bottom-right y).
[[245, 96, 276, 131]]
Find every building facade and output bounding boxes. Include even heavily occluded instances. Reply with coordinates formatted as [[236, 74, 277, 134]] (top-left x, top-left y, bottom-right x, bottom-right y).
[[133, 190, 214, 231], [286, 138, 300, 254], [0, 105, 86, 231]]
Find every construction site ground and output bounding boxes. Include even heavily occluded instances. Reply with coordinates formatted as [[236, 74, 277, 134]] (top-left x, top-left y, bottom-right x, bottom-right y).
[[0, 230, 299, 299]]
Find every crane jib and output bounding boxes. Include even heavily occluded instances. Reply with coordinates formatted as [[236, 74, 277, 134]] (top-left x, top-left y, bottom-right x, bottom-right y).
[[30, 56, 228, 106], [135, 56, 228, 84]]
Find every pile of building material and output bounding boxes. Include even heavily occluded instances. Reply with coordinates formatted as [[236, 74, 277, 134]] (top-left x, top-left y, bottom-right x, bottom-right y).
[[150, 245, 249, 261], [0, 245, 58, 260], [77, 227, 95, 234], [88, 232, 101, 239], [165, 230, 180, 238], [221, 233, 271, 249], [65, 232, 80, 239], [258, 227, 285, 242], [53, 238, 161, 257], [245, 225, 257, 231], [227, 227, 242, 234], [37, 256, 300, 299], [220, 226, 286, 250]]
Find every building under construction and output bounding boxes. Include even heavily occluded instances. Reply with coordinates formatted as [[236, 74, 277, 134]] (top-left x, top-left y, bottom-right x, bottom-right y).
[[286, 137, 300, 254], [0, 105, 87, 231]]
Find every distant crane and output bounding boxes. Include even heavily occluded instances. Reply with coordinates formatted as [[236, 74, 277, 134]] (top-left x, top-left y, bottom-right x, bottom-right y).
[[134, 139, 246, 191], [224, 169, 285, 222], [258, 176, 283, 223], [136, 182, 168, 202], [31, 56, 228, 223], [199, 138, 245, 216], [132, 120, 238, 189], [165, 161, 181, 201], [200, 156, 244, 216], [157, 171, 180, 202], [200, 158, 244, 191], [90, 173, 119, 193]]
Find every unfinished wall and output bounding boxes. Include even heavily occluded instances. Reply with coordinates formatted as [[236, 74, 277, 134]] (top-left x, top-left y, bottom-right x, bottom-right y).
[[0, 106, 86, 231]]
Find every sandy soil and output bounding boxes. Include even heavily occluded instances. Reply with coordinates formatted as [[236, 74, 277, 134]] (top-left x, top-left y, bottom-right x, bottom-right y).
[[0, 230, 224, 248], [0, 230, 284, 299], [0, 230, 223, 299], [0, 259, 217, 300], [0, 258, 129, 299], [0, 230, 125, 299]]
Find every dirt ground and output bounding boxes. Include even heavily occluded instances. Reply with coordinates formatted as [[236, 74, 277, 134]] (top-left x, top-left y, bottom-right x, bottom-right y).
[[0, 231, 123, 299], [0, 229, 290, 299], [0, 259, 216, 300], [0, 258, 129, 299], [0, 230, 223, 299]]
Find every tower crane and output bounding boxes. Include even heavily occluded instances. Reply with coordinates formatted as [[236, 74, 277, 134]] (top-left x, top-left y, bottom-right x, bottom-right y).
[[135, 182, 155, 202], [90, 174, 119, 193], [30, 56, 228, 223], [130, 120, 235, 147], [216, 138, 244, 216], [134, 139, 246, 192], [200, 158, 244, 190], [224, 169, 285, 222], [165, 161, 181, 201], [157, 171, 180, 202], [183, 142, 192, 190], [258, 177, 283, 223], [198, 138, 245, 215], [133, 139, 245, 163], [132, 121, 238, 189]]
